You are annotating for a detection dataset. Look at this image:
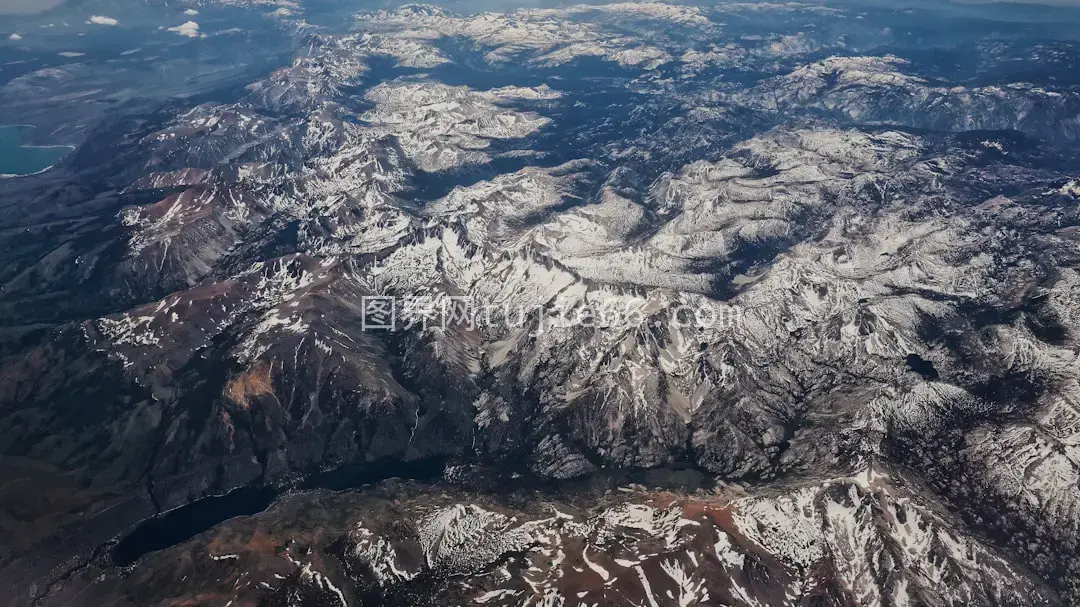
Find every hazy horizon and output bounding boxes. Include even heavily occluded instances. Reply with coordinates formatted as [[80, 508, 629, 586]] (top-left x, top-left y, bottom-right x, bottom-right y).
[[4, 0, 1080, 16], [0, 0, 64, 15]]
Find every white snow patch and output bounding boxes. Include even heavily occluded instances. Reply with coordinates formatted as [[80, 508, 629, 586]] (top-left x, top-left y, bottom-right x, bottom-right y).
[[1057, 179, 1080, 198], [209, 553, 240, 561]]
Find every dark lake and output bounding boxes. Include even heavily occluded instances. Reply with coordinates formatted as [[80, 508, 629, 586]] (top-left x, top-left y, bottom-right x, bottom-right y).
[[0, 125, 72, 176], [111, 457, 449, 567]]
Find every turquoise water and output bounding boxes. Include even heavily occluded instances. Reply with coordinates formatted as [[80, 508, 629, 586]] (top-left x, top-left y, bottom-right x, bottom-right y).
[[0, 125, 72, 176]]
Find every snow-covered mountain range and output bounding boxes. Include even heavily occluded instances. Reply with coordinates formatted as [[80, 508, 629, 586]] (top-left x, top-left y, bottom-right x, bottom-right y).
[[3, 0, 1080, 605]]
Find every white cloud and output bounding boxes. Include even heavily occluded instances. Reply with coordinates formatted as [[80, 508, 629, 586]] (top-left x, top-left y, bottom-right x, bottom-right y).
[[88, 15, 118, 26], [183, 9, 199, 16], [167, 21, 201, 38], [8, 33, 22, 41]]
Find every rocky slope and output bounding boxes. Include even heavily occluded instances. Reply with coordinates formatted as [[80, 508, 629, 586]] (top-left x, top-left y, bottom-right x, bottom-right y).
[[54, 471, 1056, 607]]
